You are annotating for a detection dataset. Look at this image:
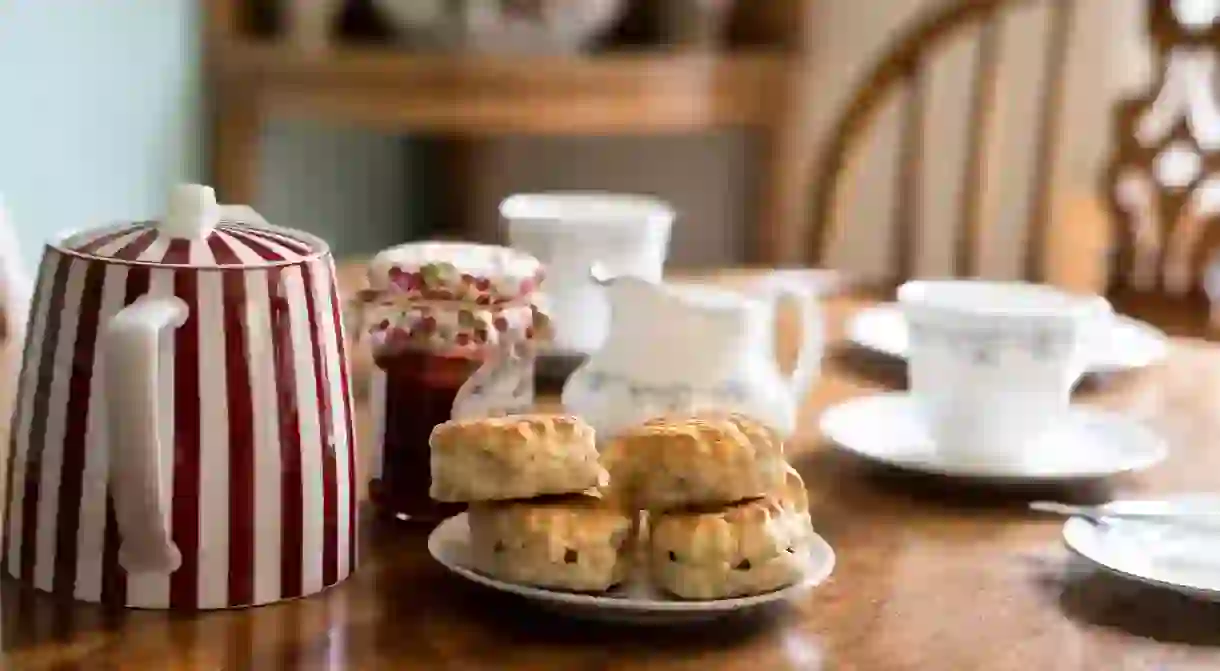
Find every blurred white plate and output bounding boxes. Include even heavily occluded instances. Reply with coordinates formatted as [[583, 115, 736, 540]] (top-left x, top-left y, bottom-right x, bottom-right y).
[[847, 303, 1168, 374], [819, 392, 1168, 482], [1063, 494, 1220, 600], [427, 512, 836, 625]]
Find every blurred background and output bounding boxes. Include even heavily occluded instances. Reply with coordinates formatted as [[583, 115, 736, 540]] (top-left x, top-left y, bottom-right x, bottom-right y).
[[0, 0, 1195, 295]]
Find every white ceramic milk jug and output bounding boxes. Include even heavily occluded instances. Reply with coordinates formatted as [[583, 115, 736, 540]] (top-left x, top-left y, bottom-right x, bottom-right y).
[[561, 269, 823, 439]]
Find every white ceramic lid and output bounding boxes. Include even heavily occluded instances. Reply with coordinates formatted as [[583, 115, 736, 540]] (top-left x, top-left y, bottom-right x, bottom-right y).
[[499, 192, 675, 228], [55, 184, 326, 268]]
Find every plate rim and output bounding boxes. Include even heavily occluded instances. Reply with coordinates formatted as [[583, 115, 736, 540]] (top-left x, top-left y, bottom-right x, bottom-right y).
[[846, 303, 1169, 373], [427, 512, 836, 613], [819, 391, 1169, 481], [1061, 494, 1220, 600]]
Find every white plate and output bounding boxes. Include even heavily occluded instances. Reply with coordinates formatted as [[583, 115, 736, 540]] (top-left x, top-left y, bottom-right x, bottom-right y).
[[819, 392, 1168, 482], [847, 303, 1169, 374], [427, 513, 836, 625], [1063, 494, 1220, 600]]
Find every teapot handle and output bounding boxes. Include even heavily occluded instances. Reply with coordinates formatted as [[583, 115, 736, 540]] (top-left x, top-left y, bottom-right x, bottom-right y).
[[102, 294, 188, 575], [770, 280, 822, 399]]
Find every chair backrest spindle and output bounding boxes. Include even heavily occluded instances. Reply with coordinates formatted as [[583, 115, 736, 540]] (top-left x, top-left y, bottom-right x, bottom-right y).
[[893, 65, 925, 282], [957, 9, 1002, 279], [812, 0, 1085, 284], [1024, 0, 1075, 281]]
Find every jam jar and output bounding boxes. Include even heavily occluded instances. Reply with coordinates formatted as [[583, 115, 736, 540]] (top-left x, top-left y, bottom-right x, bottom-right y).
[[352, 242, 550, 524]]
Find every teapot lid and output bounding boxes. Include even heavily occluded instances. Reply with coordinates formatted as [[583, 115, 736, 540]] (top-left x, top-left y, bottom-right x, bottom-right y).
[[55, 184, 326, 268]]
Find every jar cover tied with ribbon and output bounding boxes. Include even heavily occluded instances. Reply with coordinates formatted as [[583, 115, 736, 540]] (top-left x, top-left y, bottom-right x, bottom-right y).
[[348, 241, 553, 526]]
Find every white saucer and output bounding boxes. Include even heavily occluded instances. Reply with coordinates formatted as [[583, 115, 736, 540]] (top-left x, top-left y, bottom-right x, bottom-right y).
[[1063, 494, 1220, 600], [819, 392, 1168, 482], [427, 513, 836, 625], [847, 303, 1168, 374]]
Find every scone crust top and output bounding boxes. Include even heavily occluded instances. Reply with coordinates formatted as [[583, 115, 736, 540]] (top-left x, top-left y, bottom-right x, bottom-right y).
[[604, 413, 787, 510], [429, 414, 606, 502], [430, 413, 595, 454], [634, 413, 782, 458]]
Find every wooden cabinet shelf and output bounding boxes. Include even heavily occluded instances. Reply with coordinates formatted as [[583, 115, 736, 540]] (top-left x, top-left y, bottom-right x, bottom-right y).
[[212, 42, 788, 135], [206, 0, 816, 263]]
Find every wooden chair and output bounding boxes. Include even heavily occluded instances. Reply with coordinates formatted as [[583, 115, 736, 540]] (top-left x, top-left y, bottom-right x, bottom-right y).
[[806, 0, 1219, 336], [1107, 0, 1220, 337]]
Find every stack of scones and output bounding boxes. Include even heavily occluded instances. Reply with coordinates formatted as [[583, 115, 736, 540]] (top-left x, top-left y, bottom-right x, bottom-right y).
[[429, 412, 815, 599], [605, 414, 815, 599], [430, 414, 637, 592]]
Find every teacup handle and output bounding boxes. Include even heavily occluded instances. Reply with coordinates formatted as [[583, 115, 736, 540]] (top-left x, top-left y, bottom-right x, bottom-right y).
[[102, 294, 188, 575], [768, 279, 823, 398]]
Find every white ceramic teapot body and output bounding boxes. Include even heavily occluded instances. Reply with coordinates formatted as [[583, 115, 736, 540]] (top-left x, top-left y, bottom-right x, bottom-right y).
[[560, 269, 823, 439]]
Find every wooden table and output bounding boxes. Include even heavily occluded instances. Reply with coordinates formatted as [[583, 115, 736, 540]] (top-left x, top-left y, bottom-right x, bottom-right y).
[[6, 284, 1220, 670]]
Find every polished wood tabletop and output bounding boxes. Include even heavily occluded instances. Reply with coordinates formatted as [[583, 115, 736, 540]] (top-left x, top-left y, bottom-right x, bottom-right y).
[[5, 276, 1220, 670]]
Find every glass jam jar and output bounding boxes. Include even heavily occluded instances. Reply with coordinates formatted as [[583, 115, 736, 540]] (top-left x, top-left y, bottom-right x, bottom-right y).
[[352, 242, 549, 524]]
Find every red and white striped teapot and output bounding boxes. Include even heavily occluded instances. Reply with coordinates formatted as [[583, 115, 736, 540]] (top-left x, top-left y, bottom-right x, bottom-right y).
[[1, 184, 358, 610]]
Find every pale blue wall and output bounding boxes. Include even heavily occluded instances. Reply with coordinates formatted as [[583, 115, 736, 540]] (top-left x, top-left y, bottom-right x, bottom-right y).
[[0, 2, 414, 266], [0, 0, 204, 266]]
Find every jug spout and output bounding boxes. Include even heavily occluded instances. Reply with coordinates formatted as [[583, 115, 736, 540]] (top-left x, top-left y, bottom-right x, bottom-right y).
[[591, 265, 655, 313], [588, 261, 653, 288], [589, 261, 613, 287], [587, 263, 665, 316]]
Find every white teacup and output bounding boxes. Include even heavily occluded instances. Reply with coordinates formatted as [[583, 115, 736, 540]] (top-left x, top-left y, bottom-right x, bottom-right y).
[[501, 192, 674, 354], [898, 280, 1113, 466]]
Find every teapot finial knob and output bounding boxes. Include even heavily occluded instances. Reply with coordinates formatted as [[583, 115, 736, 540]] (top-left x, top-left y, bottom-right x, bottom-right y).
[[162, 184, 220, 239]]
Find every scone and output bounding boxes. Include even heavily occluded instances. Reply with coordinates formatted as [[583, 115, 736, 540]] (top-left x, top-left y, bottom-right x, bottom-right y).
[[430, 414, 606, 502], [603, 413, 787, 511], [466, 495, 638, 592], [649, 466, 814, 600]]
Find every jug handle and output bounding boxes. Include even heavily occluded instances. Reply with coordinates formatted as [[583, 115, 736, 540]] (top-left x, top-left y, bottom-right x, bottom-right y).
[[770, 280, 822, 398], [102, 294, 189, 575]]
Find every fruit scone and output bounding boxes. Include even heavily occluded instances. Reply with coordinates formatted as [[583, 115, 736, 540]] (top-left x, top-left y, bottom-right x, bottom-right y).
[[466, 494, 638, 592], [602, 413, 788, 511], [649, 466, 815, 600], [430, 414, 606, 502]]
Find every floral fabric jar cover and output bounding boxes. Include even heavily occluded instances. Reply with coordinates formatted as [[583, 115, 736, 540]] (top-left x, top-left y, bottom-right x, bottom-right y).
[[350, 242, 551, 523]]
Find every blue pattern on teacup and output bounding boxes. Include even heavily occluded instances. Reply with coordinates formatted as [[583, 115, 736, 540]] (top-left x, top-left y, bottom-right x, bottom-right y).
[[910, 321, 1075, 365]]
